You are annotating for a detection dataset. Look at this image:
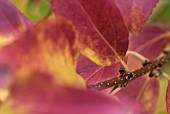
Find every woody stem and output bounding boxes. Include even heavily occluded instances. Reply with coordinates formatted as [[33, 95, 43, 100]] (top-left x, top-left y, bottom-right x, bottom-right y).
[[88, 51, 170, 91]]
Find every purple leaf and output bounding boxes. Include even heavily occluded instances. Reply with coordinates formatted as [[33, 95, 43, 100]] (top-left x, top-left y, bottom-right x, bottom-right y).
[[0, 0, 32, 46]]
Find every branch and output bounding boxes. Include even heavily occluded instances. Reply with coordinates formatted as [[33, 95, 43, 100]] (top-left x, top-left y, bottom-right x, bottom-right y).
[[87, 51, 170, 91]]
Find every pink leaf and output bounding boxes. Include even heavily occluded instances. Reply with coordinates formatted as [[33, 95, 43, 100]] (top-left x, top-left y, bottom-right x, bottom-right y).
[[115, 0, 158, 33], [7, 70, 139, 114], [115, 55, 159, 114], [0, 16, 86, 88], [76, 55, 121, 85], [51, 0, 129, 65], [76, 26, 164, 113], [129, 26, 169, 60], [0, 0, 32, 47]]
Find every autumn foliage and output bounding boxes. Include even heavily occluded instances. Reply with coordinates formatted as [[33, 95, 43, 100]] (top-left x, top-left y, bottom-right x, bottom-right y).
[[0, 0, 170, 114]]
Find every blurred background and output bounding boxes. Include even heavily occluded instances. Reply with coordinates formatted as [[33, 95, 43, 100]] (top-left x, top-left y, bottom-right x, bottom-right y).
[[8, 0, 170, 114]]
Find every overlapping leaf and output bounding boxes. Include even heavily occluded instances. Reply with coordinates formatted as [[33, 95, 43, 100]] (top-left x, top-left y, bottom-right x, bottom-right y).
[[115, 0, 158, 33], [0, 16, 85, 88], [51, 0, 129, 65], [77, 26, 169, 85], [76, 55, 121, 85], [76, 26, 169, 113], [129, 26, 170, 60], [114, 26, 168, 113], [77, 54, 159, 114], [0, 0, 32, 47], [115, 55, 159, 114], [0, 70, 139, 114]]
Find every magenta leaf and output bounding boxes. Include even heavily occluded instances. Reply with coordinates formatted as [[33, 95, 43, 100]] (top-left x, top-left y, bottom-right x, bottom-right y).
[[0, 0, 32, 46], [51, 0, 129, 65], [0, 0, 32, 87], [76, 25, 166, 113], [129, 26, 170, 60], [115, 0, 158, 33], [0, 16, 86, 88], [111, 26, 168, 113], [115, 55, 159, 114], [111, 26, 166, 113], [76, 55, 121, 85], [7, 70, 139, 114]]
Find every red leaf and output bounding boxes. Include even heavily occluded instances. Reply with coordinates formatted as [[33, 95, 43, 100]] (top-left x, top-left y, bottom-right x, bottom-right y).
[[76, 26, 164, 113], [129, 26, 170, 60], [77, 54, 159, 113], [76, 55, 121, 85], [5, 70, 139, 114], [115, 26, 166, 114], [115, 55, 159, 114], [0, 16, 85, 88], [77, 26, 169, 86], [51, 0, 129, 65], [0, 16, 77, 68], [115, 0, 158, 33], [0, 0, 32, 47], [115, 26, 164, 113]]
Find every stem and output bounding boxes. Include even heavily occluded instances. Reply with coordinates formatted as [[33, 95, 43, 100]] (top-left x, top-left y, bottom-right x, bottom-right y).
[[88, 51, 170, 91], [126, 51, 148, 61]]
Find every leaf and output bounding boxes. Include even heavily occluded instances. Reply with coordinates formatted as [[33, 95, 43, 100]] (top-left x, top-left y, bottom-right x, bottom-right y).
[[0, 0, 32, 47], [129, 26, 170, 60], [115, 55, 159, 114], [76, 26, 164, 113], [113, 26, 165, 113], [77, 53, 159, 114], [0, 16, 85, 88], [0, 70, 139, 114], [51, 0, 129, 65], [77, 26, 169, 86], [76, 55, 121, 85], [115, 0, 158, 33]]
